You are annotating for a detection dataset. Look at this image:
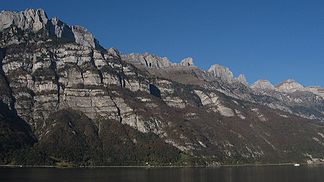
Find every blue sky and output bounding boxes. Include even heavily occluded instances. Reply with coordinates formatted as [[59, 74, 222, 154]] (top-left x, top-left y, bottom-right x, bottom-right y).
[[2, 0, 324, 86]]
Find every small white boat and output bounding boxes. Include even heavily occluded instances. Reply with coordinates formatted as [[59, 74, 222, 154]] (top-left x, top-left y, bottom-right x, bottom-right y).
[[294, 163, 300, 167]]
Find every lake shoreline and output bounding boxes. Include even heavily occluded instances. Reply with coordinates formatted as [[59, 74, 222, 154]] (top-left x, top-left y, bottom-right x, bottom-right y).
[[1, 162, 323, 169]]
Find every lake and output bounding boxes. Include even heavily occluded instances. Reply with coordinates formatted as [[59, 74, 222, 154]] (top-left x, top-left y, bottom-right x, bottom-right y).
[[1, 165, 324, 182]]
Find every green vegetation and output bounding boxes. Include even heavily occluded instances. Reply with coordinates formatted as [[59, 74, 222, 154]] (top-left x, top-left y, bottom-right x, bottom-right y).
[[0, 108, 190, 167]]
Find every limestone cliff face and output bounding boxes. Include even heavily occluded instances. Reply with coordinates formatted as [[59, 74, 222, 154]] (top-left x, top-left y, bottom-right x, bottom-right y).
[[0, 9, 101, 49], [0, 9, 48, 32], [0, 39, 164, 137], [208, 64, 234, 83], [207, 64, 248, 86], [121, 53, 196, 69], [2, 9, 324, 166], [122, 53, 176, 68]]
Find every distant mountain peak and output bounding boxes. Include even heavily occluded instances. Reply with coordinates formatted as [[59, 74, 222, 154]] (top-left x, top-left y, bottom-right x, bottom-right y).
[[180, 57, 194, 67], [207, 64, 247, 85], [251, 80, 275, 90], [237, 74, 248, 86], [122, 53, 197, 68], [276, 79, 304, 93], [207, 64, 234, 83], [280, 79, 299, 84], [122, 53, 175, 68]]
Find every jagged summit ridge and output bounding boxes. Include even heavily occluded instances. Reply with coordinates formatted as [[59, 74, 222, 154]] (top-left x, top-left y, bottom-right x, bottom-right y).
[[276, 79, 324, 97], [180, 57, 195, 67], [2, 9, 322, 95], [0, 9, 48, 32], [122, 53, 195, 68], [123, 53, 323, 97], [237, 74, 248, 85], [207, 64, 248, 85], [0, 8, 101, 49], [252, 80, 275, 90], [251, 79, 324, 98], [122, 53, 251, 87], [122, 52, 176, 68], [208, 64, 234, 83]]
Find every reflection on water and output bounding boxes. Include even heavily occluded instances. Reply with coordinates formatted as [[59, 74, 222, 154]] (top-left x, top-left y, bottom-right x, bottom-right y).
[[1, 165, 324, 182]]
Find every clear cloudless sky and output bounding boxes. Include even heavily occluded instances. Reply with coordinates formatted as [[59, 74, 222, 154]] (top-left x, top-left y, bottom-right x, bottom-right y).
[[1, 0, 324, 86]]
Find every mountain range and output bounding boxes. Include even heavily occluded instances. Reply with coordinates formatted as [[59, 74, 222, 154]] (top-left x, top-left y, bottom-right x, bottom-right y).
[[1, 9, 324, 166]]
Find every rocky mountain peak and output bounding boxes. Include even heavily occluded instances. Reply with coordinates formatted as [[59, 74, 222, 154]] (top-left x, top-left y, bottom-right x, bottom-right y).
[[48, 17, 74, 40], [207, 64, 234, 83], [122, 53, 175, 68], [236, 74, 248, 85], [122, 53, 197, 69], [107, 47, 121, 58], [251, 80, 275, 90], [0, 8, 101, 49], [71, 25, 99, 49], [0, 8, 48, 32], [180, 57, 194, 67], [276, 79, 304, 93]]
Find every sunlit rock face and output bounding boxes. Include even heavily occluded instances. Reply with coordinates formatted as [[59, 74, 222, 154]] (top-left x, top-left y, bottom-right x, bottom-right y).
[[208, 64, 234, 83], [251, 80, 275, 90], [236, 74, 248, 86], [206, 64, 248, 86], [0, 8, 101, 49], [276, 79, 305, 93], [179, 57, 194, 67], [122, 53, 176, 68], [0, 22, 155, 134], [0, 9, 48, 32]]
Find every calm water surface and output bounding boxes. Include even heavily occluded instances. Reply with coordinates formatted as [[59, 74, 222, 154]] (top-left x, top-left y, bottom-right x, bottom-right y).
[[1, 165, 324, 182]]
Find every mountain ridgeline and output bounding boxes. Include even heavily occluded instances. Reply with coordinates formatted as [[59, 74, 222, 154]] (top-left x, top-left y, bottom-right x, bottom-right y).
[[1, 9, 324, 166]]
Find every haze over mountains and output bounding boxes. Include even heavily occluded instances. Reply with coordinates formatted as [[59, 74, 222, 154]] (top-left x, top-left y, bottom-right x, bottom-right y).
[[1, 9, 324, 166]]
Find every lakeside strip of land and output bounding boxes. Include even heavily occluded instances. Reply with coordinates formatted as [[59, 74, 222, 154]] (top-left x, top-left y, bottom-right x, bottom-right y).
[[1, 162, 324, 169]]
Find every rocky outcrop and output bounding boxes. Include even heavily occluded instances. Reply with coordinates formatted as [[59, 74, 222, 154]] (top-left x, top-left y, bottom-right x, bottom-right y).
[[48, 17, 74, 40], [179, 57, 194, 67], [276, 79, 305, 93], [236, 74, 248, 86], [122, 53, 176, 68], [207, 64, 248, 86], [0, 9, 48, 32], [307, 86, 324, 98], [71, 25, 101, 49], [0, 8, 101, 49], [122, 53, 197, 68], [251, 80, 275, 90], [207, 64, 234, 83], [194, 89, 235, 117]]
